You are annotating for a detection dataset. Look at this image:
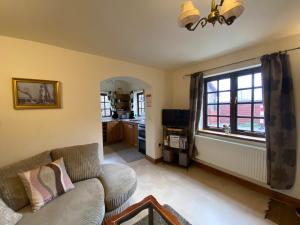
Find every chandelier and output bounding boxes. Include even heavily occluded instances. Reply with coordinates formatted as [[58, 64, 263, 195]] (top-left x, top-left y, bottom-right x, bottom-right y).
[[178, 0, 244, 31]]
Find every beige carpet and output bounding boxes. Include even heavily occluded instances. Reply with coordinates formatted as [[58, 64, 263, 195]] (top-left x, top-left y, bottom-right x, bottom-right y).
[[103, 153, 276, 225]]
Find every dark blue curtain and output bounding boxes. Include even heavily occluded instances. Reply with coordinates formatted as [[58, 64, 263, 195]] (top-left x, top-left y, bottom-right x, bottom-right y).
[[261, 52, 297, 190], [189, 73, 204, 159]]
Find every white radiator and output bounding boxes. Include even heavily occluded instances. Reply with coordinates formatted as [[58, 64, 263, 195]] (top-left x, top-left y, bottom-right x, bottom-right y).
[[195, 135, 267, 183]]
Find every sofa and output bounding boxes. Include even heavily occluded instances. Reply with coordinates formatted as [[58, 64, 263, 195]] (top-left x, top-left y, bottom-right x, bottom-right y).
[[0, 143, 137, 225]]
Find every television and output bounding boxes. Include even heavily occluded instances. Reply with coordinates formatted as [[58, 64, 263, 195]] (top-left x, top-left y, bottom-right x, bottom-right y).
[[162, 109, 190, 127]]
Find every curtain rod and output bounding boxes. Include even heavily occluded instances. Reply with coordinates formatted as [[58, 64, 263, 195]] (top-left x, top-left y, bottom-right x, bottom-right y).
[[183, 46, 300, 77]]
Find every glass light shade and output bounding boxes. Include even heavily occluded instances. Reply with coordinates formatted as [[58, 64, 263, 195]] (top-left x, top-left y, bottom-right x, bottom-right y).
[[221, 0, 244, 20], [178, 0, 200, 27]]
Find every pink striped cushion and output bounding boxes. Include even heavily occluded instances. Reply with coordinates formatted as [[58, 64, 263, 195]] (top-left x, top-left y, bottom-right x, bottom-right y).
[[18, 158, 74, 211]]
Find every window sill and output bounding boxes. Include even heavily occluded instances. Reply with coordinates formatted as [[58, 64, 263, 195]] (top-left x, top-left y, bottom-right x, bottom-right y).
[[197, 129, 266, 143]]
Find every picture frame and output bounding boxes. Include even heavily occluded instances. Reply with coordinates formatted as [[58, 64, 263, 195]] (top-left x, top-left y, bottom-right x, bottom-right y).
[[12, 78, 61, 109]]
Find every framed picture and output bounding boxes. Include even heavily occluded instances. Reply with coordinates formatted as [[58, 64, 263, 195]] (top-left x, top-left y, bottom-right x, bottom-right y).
[[12, 78, 61, 109]]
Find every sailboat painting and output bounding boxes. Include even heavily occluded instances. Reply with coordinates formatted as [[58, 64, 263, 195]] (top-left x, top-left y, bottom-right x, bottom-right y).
[[12, 78, 61, 109]]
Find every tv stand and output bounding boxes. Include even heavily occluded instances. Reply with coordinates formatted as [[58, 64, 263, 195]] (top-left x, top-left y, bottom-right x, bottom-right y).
[[162, 126, 189, 167]]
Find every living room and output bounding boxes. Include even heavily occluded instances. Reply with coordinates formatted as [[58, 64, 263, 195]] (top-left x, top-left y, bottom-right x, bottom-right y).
[[0, 1, 300, 225]]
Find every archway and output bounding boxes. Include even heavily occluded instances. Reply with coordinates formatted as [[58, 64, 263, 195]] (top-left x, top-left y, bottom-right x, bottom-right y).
[[99, 76, 152, 163]]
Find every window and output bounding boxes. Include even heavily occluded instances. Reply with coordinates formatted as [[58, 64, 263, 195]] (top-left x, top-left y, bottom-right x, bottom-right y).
[[137, 92, 145, 116], [101, 93, 111, 117], [203, 67, 265, 137]]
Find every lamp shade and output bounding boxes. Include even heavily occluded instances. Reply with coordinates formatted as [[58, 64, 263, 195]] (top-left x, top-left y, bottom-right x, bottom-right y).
[[178, 0, 200, 28], [221, 0, 244, 21]]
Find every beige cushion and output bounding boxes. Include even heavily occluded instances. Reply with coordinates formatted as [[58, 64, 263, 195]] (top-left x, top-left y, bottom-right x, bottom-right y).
[[0, 152, 51, 211], [17, 179, 105, 225], [100, 163, 137, 212], [51, 143, 102, 182]]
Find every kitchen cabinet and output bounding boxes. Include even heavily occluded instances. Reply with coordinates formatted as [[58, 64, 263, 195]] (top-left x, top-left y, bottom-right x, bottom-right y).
[[122, 122, 138, 147], [104, 121, 138, 147], [107, 121, 122, 144]]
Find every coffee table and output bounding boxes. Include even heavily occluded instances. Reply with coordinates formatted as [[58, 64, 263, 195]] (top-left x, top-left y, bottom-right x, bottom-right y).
[[105, 195, 183, 225]]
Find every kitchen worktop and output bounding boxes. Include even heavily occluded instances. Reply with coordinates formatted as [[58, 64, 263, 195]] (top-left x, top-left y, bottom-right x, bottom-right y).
[[102, 117, 145, 124]]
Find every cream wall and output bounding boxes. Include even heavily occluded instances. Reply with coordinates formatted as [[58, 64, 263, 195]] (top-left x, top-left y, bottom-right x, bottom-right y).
[[170, 34, 300, 199], [0, 36, 171, 167]]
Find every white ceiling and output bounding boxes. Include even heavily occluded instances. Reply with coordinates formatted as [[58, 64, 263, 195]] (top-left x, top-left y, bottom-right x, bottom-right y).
[[0, 0, 300, 70]]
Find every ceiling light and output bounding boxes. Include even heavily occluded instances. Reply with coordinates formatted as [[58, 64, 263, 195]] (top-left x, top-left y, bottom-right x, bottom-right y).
[[178, 0, 244, 31]]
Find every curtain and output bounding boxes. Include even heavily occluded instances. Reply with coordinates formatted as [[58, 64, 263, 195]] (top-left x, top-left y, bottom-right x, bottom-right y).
[[188, 72, 204, 159], [261, 52, 297, 190]]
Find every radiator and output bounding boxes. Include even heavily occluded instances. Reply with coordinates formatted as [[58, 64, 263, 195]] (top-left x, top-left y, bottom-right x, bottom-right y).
[[195, 135, 267, 183]]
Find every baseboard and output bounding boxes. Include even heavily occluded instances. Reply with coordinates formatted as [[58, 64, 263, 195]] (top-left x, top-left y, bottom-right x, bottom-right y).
[[193, 160, 300, 207], [145, 155, 163, 164]]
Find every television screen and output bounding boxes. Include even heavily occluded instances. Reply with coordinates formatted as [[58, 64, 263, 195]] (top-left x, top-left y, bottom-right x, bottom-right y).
[[162, 109, 190, 127]]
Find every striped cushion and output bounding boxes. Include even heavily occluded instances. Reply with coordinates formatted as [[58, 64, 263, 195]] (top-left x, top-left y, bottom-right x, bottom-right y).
[[18, 158, 74, 212], [0, 151, 51, 211], [50, 143, 102, 182]]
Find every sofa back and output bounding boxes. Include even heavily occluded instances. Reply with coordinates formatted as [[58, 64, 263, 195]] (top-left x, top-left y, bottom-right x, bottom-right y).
[[0, 143, 101, 211], [0, 151, 51, 211]]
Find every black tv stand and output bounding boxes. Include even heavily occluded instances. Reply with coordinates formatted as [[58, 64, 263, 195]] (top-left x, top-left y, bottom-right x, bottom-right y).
[[162, 125, 189, 167]]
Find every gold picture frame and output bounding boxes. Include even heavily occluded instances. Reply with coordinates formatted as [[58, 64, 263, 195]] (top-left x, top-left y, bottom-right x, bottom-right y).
[[12, 78, 61, 109]]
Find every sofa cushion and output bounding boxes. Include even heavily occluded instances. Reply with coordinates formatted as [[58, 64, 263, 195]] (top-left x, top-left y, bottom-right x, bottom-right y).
[[0, 152, 51, 211], [51, 143, 102, 183], [100, 163, 137, 212], [17, 178, 105, 225], [18, 158, 74, 212], [0, 198, 23, 225]]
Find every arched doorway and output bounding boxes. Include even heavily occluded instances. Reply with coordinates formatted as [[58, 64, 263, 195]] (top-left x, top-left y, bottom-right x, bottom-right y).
[[100, 76, 151, 164]]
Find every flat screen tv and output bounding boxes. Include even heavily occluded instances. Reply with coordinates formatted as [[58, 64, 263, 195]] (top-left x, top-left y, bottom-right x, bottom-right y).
[[162, 109, 190, 127]]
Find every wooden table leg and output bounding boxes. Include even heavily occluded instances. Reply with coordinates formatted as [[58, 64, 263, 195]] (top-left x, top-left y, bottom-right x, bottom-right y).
[[148, 207, 153, 225]]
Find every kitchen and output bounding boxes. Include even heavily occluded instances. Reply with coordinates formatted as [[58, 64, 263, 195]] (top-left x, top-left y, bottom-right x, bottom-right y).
[[101, 78, 147, 163]]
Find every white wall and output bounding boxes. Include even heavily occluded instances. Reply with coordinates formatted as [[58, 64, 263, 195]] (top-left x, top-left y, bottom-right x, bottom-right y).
[[0, 36, 171, 167], [170, 34, 300, 199], [101, 80, 132, 93]]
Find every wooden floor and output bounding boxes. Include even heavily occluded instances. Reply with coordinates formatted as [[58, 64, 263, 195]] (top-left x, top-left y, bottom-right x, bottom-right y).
[[103, 153, 276, 225]]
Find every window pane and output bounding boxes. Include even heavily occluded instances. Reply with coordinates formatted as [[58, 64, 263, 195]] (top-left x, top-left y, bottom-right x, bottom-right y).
[[254, 88, 263, 102], [237, 104, 251, 116], [219, 79, 230, 91], [219, 117, 230, 128], [238, 89, 252, 102], [219, 104, 230, 116], [254, 119, 265, 133], [207, 93, 218, 104], [105, 103, 111, 108], [207, 116, 218, 127], [254, 73, 262, 87], [254, 104, 264, 117], [219, 91, 230, 103], [101, 96, 105, 102], [105, 110, 110, 116], [139, 94, 144, 101], [207, 105, 217, 115], [238, 75, 252, 89], [207, 81, 218, 92], [101, 103, 105, 109], [237, 118, 251, 131], [101, 110, 105, 117]]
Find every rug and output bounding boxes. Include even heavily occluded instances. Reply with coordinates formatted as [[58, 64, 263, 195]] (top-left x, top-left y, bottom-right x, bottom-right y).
[[104, 143, 145, 163], [265, 199, 300, 225], [133, 204, 191, 225]]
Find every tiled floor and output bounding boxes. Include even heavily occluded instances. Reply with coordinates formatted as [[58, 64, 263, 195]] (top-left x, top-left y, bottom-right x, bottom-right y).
[[103, 151, 275, 225]]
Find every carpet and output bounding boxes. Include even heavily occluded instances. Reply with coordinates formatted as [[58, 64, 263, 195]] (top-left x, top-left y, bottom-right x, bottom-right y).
[[133, 204, 191, 225], [265, 199, 300, 225], [104, 143, 145, 163]]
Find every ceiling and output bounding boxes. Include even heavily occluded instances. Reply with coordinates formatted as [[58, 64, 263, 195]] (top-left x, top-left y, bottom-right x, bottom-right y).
[[0, 0, 300, 70]]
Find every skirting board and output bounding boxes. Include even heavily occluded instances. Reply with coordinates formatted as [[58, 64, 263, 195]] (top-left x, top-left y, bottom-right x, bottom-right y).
[[145, 155, 163, 164], [193, 160, 300, 207]]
